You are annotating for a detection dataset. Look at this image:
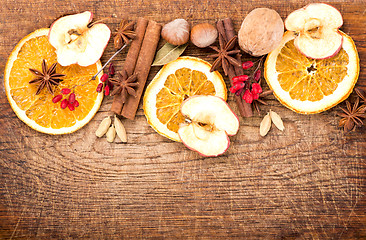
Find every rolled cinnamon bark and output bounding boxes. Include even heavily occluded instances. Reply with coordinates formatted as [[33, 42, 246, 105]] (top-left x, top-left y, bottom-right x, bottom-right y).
[[121, 20, 162, 120], [217, 20, 252, 118], [223, 18, 253, 117], [111, 17, 149, 115]]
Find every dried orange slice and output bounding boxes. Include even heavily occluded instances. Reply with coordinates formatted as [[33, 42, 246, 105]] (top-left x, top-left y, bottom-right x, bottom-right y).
[[264, 31, 359, 114], [143, 56, 227, 142], [4, 28, 104, 134]]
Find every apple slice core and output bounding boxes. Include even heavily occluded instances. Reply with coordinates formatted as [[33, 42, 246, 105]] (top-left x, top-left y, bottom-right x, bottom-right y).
[[178, 95, 239, 157], [294, 30, 343, 59], [285, 3, 343, 59], [48, 11, 111, 66], [180, 95, 239, 135], [179, 124, 230, 157]]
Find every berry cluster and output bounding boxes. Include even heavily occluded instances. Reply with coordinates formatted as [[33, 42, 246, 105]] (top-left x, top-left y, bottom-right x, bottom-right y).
[[96, 63, 115, 96], [229, 58, 264, 104], [52, 88, 79, 111]]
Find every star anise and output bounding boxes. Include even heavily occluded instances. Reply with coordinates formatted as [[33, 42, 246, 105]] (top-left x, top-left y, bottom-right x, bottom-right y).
[[338, 97, 366, 132], [109, 69, 138, 104], [355, 87, 366, 110], [114, 20, 136, 49], [209, 33, 241, 76], [29, 59, 65, 95], [253, 89, 273, 114]]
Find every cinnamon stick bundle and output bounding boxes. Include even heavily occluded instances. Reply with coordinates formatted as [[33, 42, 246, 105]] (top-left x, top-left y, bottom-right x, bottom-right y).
[[111, 18, 161, 120], [111, 17, 148, 114], [223, 18, 253, 117], [216, 19, 253, 118], [121, 20, 162, 120]]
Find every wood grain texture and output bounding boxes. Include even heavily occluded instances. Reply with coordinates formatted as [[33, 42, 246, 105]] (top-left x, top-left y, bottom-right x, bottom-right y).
[[0, 0, 365, 239]]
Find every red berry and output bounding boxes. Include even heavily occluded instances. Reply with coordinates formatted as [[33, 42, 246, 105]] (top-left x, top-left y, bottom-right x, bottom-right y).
[[229, 86, 237, 94], [96, 83, 103, 93], [104, 84, 110, 96], [106, 79, 113, 90], [242, 89, 253, 104], [68, 93, 76, 104], [52, 94, 63, 103], [254, 70, 261, 81], [68, 103, 75, 111], [239, 75, 249, 82], [61, 88, 71, 95], [252, 92, 259, 100], [232, 76, 240, 83], [109, 63, 115, 76], [235, 87, 244, 96], [73, 100, 79, 108], [61, 99, 68, 109], [232, 75, 249, 84], [234, 81, 245, 89], [251, 83, 263, 95], [242, 61, 254, 69], [101, 73, 109, 82], [229, 82, 245, 93]]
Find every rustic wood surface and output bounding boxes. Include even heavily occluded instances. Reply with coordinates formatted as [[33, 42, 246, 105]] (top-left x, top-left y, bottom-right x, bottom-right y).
[[0, 0, 365, 239]]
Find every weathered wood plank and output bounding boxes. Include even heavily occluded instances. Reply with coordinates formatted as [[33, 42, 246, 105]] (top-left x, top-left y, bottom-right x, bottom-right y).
[[0, 0, 365, 239]]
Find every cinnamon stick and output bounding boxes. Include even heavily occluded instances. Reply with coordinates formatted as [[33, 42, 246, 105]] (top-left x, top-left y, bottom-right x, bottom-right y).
[[217, 20, 252, 118], [111, 17, 149, 115], [121, 20, 162, 120], [223, 18, 253, 117]]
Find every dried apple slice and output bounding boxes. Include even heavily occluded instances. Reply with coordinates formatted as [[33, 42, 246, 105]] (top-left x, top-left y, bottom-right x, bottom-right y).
[[48, 11, 111, 66], [285, 3, 343, 59], [178, 95, 239, 157]]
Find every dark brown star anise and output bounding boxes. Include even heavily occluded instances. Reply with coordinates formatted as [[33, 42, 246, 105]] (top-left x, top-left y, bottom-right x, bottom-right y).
[[253, 89, 273, 114], [109, 69, 138, 104], [338, 97, 366, 132], [355, 87, 366, 109], [29, 59, 65, 95], [209, 34, 241, 76], [114, 19, 136, 49]]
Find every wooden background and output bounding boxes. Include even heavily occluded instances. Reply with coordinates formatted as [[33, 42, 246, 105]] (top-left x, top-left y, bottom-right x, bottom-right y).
[[1, 0, 365, 239]]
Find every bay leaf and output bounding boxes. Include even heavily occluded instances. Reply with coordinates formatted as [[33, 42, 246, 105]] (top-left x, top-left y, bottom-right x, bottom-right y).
[[152, 43, 188, 66]]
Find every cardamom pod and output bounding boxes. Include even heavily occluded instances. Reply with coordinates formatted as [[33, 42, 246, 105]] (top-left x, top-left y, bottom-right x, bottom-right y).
[[95, 116, 112, 137], [114, 116, 127, 143], [260, 113, 271, 137], [106, 124, 116, 143], [270, 110, 284, 131]]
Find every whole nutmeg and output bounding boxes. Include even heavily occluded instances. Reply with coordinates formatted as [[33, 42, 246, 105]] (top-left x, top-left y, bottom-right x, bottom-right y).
[[190, 23, 218, 48], [161, 19, 190, 45], [238, 8, 284, 56]]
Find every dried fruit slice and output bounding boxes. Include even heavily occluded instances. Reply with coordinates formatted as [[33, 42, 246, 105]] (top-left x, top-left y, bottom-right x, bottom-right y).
[[143, 56, 227, 142], [264, 31, 359, 114], [4, 28, 104, 134], [285, 3, 343, 59], [48, 11, 111, 66], [178, 95, 239, 157]]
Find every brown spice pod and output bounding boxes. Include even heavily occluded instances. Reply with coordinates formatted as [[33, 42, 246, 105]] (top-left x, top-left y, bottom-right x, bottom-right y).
[[111, 17, 149, 115], [121, 20, 162, 120]]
